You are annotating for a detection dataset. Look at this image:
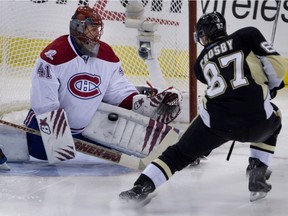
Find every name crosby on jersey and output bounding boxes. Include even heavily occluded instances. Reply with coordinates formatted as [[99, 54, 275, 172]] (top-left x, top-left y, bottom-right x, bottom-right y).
[[200, 39, 233, 69]]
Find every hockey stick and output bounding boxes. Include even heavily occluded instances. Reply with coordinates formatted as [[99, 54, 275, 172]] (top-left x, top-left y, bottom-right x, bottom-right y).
[[0, 119, 176, 170], [226, 140, 235, 161], [271, 0, 281, 46], [200, 0, 204, 14]]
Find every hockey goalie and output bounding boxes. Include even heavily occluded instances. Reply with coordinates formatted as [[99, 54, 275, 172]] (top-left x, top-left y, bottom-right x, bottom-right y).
[[0, 85, 182, 170], [0, 6, 182, 170]]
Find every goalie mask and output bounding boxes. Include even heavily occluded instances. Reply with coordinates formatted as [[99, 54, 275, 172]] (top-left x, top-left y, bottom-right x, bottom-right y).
[[194, 11, 227, 46], [70, 6, 104, 56]]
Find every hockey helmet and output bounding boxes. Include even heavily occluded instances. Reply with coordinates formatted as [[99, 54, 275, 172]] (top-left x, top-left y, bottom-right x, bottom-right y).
[[70, 6, 104, 56], [194, 11, 227, 46]]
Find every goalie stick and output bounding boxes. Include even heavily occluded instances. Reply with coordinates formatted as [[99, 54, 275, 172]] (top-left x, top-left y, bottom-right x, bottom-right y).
[[0, 119, 178, 171]]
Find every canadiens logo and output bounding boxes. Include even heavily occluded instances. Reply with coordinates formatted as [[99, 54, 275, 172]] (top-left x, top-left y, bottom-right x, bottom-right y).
[[68, 73, 101, 99]]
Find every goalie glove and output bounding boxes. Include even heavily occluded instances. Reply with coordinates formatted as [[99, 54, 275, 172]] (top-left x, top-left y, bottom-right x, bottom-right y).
[[133, 86, 183, 124]]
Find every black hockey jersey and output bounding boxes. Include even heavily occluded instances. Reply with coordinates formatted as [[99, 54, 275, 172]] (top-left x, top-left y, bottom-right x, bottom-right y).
[[194, 26, 288, 130]]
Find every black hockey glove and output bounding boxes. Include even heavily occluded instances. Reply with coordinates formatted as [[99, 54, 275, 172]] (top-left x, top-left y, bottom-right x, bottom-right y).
[[270, 81, 285, 99]]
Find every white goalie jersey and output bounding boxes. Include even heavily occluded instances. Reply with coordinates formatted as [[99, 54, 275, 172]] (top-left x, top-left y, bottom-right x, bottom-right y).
[[30, 35, 138, 134]]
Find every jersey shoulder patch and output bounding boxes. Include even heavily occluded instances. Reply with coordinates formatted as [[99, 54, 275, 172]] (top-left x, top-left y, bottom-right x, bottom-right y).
[[40, 35, 77, 65], [97, 41, 120, 63]]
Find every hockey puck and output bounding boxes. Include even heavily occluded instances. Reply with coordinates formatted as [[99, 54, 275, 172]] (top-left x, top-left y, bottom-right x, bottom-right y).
[[108, 113, 118, 121]]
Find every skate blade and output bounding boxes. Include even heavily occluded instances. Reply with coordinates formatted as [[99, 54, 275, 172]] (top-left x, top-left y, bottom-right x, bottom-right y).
[[250, 191, 267, 202], [0, 162, 10, 171]]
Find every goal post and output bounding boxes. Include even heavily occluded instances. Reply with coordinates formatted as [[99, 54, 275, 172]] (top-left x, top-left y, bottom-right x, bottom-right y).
[[0, 0, 196, 124]]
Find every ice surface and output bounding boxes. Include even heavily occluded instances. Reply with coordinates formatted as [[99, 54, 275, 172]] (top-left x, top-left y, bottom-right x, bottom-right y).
[[0, 88, 288, 216]]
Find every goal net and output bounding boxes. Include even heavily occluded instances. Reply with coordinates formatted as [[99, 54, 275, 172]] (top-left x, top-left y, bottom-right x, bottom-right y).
[[0, 0, 190, 123]]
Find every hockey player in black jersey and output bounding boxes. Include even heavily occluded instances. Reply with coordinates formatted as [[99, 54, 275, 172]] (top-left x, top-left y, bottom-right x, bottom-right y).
[[119, 11, 288, 202]]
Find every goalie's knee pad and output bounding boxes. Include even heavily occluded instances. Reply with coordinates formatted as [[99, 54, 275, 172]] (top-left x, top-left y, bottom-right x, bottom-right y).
[[24, 113, 47, 160]]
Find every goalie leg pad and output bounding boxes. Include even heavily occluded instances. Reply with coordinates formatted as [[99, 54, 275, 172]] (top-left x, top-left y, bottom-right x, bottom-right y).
[[0, 124, 29, 162], [82, 102, 180, 158], [36, 109, 76, 164]]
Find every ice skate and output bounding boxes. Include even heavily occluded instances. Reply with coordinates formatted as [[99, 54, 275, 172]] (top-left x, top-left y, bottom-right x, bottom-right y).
[[248, 157, 271, 202], [119, 181, 155, 202], [246, 162, 272, 180], [0, 148, 10, 171]]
